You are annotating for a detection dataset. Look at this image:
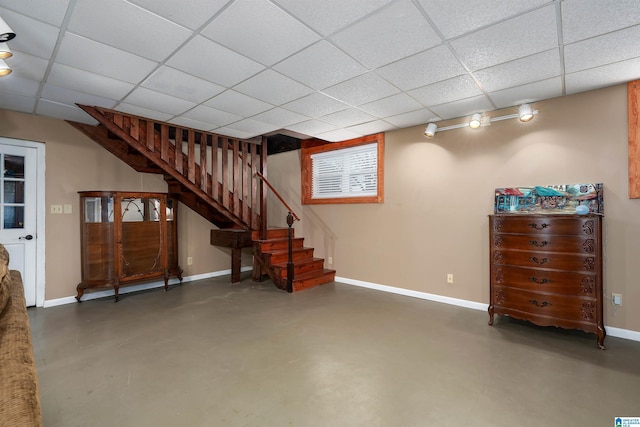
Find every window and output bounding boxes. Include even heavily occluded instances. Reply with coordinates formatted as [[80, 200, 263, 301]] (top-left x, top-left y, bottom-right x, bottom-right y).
[[301, 133, 384, 204]]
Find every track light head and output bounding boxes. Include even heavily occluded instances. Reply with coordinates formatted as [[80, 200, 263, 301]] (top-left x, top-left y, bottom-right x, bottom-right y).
[[0, 59, 11, 76], [0, 17, 16, 42], [469, 113, 482, 129], [424, 123, 437, 137], [0, 43, 11, 59], [518, 104, 534, 122]]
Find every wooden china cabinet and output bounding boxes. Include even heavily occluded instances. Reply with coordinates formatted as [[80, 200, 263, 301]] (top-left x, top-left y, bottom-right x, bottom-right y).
[[76, 191, 182, 302], [488, 214, 605, 349]]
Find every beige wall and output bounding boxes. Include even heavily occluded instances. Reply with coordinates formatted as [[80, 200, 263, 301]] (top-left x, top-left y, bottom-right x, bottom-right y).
[[0, 110, 249, 301], [268, 83, 640, 333]]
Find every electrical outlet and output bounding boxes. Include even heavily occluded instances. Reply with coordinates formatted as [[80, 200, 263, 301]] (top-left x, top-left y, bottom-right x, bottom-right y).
[[51, 205, 62, 214], [187, 256, 193, 266], [447, 273, 454, 284], [612, 293, 622, 306], [328, 256, 333, 264], [63, 204, 72, 214]]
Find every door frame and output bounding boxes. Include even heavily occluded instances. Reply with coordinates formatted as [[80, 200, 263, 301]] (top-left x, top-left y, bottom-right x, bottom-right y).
[[0, 137, 46, 307]]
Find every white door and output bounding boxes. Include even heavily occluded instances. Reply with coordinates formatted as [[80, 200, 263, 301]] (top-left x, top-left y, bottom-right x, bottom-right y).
[[0, 142, 37, 306]]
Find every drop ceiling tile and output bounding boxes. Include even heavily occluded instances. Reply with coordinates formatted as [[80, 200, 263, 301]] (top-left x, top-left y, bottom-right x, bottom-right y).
[[488, 77, 562, 108], [377, 45, 467, 91], [0, 8, 59, 59], [347, 120, 397, 135], [234, 70, 314, 105], [286, 120, 338, 136], [282, 93, 349, 118], [384, 108, 439, 128], [123, 87, 196, 116], [0, 0, 69, 26], [429, 95, 494, 120], [330, 0, 442, 69], [315, 128, 363, 142], [41, 83, 117, 109], [450, 5, 557, 71], [252, 108, 310, 128], [7, 51, 49, 81], [56, 33, 158, 84], [408, 75, 482, 108], [418, 0, 551, 39], [67, 0, 192, 61], [226, 119, 279, 136], [565, 57, 640, 95], [319, 108, 377, 127], [273, 0, 394, 36], [48, 63, 135, 99], [358, 93, 422, 118], [36, 99, 98, 125], [211, 127, 256, 140], [562, 0, 640, 44], [116, 103, 173, 122], [167, 36, 264, 87], [181, 105, 242, 127], [168, 116, 216, 132], [204, 90, 273, 116], [0, 74, 40, 97], [322, 72, 399, 106], [473, 49, 561, 92], [202, 0, 320, 66], [127, 0, 228, 30], [142, 66, 225, 104], [564, 24, 640, 74], [0, 90, 36, 113], [274, 41, 367, 90]]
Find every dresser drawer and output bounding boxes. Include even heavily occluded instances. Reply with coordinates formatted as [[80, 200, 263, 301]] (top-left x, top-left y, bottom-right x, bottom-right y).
[[492, 286, 597, 324], [491, 215, 600, 236], [492, 233, 598, 254], [493, 249, 597, 272], [491, 266, 597, 297]]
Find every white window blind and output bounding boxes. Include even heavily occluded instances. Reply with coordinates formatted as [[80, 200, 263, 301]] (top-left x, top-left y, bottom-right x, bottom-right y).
[[310, 143, 378, 199]]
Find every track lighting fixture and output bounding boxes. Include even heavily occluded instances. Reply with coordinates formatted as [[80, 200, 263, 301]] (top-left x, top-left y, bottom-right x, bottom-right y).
[[424, 104, 538, 139], [0, 59, 11, 76], [469, 113, 482, 129], [424, 122, 437, 137]]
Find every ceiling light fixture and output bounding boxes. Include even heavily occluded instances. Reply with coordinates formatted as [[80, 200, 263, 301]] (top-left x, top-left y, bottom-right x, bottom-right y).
[[469, 113, 482, 129], [0, 43, 12, 59], [0, 17, 16, 42], [0, 59, 11, 76], [424, 122, 437, 137], [424, 105, 539, 138]]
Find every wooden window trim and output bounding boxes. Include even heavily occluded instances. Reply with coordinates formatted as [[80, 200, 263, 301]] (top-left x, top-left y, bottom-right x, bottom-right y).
[[301, 133, 384, 205]]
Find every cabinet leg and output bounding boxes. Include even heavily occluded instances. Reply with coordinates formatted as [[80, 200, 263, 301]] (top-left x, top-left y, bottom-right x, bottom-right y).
[[75, 285, 85, 303], [114, 286, 119, 303], [488, 305, 494, 325], [597, 325, 606, 350]]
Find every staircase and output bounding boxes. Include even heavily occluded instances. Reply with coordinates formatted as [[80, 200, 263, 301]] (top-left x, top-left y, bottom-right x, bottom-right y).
[[69, 105, 335, 292]]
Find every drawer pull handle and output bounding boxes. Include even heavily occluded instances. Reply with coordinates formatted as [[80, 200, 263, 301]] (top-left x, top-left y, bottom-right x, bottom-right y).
[[529, 277, 550, 284], [529, 299, 551, 308], [529, 257, 549, 265], [529, 240, 549, 247], [528, 223, 550, 230]]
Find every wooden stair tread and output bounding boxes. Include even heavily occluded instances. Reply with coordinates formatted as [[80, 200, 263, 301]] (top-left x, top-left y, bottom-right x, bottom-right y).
[[292, 269, 335, 281], [271, 257, 324, 268]]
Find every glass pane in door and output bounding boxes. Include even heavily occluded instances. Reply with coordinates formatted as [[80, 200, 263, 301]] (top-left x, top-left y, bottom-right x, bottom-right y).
[[1, 153, 26, 230]]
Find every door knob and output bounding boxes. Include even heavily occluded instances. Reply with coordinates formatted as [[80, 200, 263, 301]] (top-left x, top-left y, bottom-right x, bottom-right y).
[[19, 235, 33, 240]]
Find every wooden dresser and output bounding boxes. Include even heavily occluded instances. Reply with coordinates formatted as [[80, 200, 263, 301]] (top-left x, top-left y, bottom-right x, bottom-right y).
[[488, 214, 605, 349]]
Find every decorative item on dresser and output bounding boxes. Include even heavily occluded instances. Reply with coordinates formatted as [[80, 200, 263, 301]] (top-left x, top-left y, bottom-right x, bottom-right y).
[[488, 214, 605, 349], [76, 191, 183, 302]]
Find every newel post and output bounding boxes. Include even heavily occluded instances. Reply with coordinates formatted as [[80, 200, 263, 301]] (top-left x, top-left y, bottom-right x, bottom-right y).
[[286, 211, 294, 293]]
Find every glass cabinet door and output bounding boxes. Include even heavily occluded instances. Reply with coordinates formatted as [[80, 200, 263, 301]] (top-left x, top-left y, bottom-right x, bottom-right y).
[[81, 196, 114, 282], [119, 196, 164, 278]]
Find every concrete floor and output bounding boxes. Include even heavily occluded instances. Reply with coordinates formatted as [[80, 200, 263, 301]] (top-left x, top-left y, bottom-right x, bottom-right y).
[[29, 276, 640, 427]]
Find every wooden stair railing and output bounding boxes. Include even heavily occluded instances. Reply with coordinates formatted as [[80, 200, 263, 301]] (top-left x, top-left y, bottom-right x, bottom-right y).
[[71, 105, 335, 292]]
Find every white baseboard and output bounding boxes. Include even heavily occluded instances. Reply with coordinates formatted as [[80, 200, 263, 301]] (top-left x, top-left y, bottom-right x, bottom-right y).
[[43, 267, 253, 308], [336, 275, 640, 343]]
